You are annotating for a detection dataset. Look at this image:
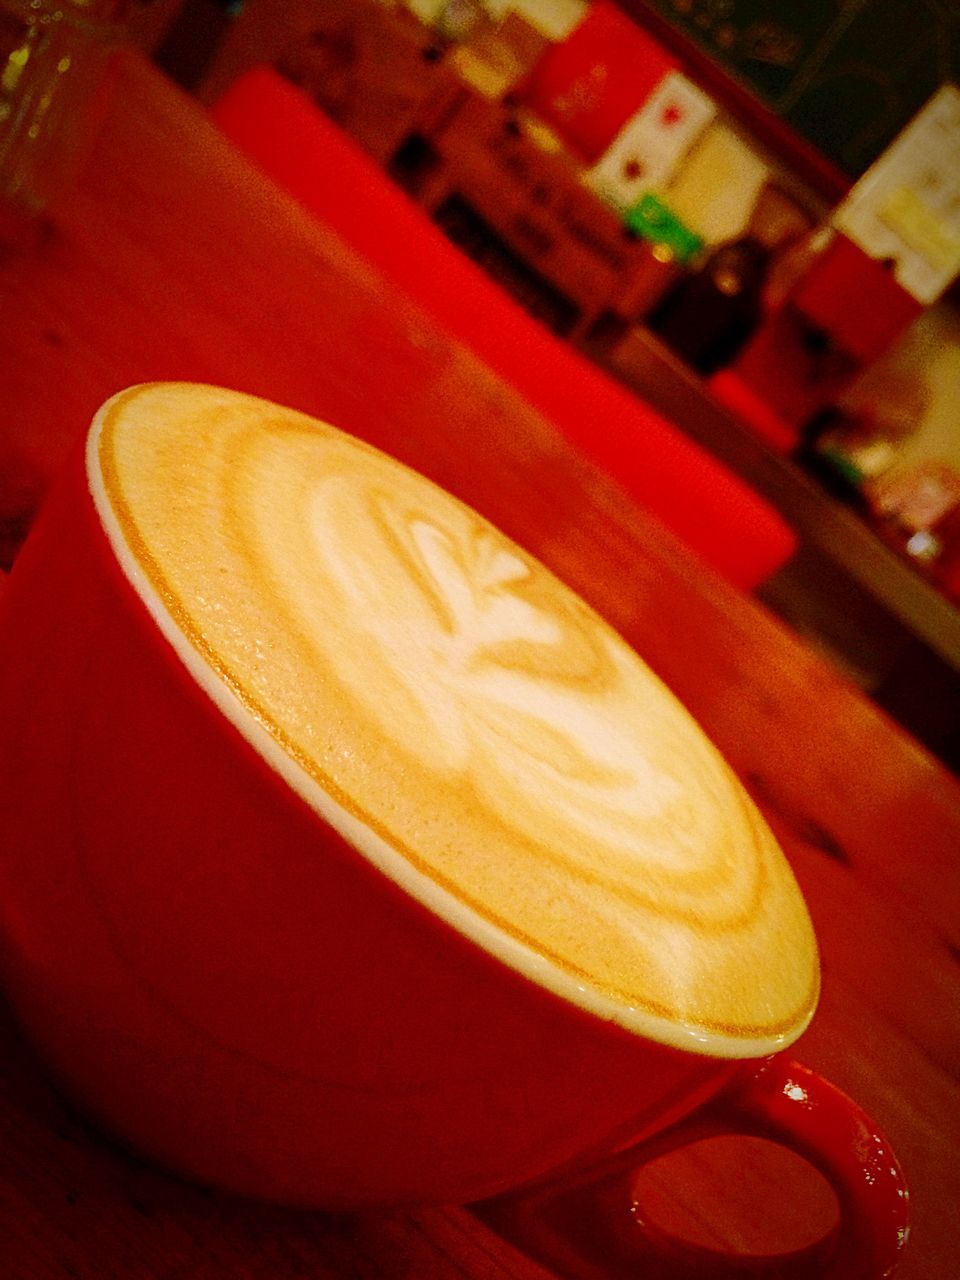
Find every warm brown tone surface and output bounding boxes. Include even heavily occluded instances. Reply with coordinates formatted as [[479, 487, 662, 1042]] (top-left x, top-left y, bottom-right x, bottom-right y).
[[0, 50, 958, 1278]]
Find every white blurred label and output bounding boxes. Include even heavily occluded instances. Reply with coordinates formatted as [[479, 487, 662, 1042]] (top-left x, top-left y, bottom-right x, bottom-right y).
[[585, 71, 716, 210], [834, 85, 960, 304]]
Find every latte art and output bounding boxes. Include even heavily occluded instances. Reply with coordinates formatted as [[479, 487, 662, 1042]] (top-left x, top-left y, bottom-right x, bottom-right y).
[[285, 466, 682, 864], [91, 384, 818, 1053]]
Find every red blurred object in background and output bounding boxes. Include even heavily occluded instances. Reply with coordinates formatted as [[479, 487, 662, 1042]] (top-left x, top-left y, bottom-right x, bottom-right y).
[[718, 233, 925, 438], [515, 1, 677, 163], [789, 234, 924, 365], [211, 66, 799, 592]]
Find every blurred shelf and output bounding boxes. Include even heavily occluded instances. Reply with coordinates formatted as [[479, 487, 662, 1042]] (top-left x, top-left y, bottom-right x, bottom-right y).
[[591, 324, 960, 676]]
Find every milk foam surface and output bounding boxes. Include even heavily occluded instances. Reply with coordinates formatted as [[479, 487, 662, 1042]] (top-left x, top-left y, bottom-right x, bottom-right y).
[[90, 384, 819, 1054]]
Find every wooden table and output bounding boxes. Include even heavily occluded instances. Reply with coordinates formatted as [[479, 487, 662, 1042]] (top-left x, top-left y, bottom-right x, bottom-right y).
[[1, 50, 959, 1279]]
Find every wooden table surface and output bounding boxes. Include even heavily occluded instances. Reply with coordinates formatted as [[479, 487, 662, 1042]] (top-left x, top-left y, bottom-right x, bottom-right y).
[[1, 50, 959, 1279]]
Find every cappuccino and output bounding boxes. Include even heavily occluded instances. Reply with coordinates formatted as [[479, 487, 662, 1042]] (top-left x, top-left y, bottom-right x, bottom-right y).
[[91, 383, 817, 1054]]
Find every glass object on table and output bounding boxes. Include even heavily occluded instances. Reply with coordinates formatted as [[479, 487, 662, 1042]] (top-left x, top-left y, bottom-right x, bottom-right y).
[[0, 0, 127, 216], [646, 231, 773, 376]]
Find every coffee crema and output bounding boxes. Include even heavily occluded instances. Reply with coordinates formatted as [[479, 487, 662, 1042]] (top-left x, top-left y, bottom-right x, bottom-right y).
[[89, 384, 818, 1055]]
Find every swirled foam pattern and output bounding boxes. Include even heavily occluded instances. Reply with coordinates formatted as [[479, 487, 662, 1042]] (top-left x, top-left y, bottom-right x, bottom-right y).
[[92, 384, 818, 1053]]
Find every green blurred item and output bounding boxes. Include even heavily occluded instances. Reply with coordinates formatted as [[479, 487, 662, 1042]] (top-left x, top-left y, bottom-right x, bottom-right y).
[[623, 192, 702, 265]]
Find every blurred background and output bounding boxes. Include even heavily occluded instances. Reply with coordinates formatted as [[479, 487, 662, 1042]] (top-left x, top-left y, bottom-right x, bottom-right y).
[[90, 2, 960, 770]]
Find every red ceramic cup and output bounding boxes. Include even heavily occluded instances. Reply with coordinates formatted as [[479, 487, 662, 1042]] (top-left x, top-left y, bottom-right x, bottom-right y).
[[477, 1056, 908, 1278], [0, 402, 908, 1279]]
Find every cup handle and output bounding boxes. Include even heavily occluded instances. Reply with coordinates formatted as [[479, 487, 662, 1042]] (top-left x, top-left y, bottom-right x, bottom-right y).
[[474, 1058, 910, 1279]]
